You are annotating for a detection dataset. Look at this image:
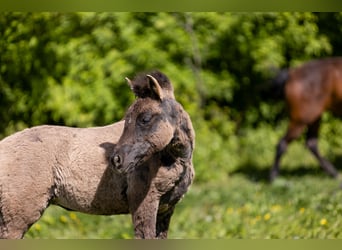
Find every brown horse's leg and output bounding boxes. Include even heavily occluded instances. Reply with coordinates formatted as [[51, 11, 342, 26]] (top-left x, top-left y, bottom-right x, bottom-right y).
[[306, 118, 339, 178], [270, 121, 306, 181]]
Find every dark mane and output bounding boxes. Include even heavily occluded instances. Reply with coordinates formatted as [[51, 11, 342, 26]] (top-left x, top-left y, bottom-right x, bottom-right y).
[[131, 70, 173, 98], [149, 70, 172, 90]]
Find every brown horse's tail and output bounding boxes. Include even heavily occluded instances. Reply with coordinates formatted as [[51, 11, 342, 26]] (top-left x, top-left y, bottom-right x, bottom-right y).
[[271, 68, 289, 99]]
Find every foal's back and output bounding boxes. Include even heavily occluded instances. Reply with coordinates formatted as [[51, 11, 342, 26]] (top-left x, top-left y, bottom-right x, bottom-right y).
[[0, 121, 128, 238]]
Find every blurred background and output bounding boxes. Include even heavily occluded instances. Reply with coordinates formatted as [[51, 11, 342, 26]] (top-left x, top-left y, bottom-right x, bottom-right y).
[[1, 12, 342, 239]]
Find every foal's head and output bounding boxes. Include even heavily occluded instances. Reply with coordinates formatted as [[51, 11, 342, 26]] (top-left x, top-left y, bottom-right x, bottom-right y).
[[111, 71, 194, 174]]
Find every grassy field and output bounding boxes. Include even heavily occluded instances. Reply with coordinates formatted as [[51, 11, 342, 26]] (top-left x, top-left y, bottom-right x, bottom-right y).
[[25, 119, 342, 239], [25, 169, 342, 239]]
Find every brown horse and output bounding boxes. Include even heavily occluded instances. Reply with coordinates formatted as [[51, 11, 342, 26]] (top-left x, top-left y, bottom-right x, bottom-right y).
[[270, 57, 342, 181]]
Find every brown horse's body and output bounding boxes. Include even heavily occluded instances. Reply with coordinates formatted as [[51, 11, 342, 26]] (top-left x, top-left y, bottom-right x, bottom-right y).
[[270, 57, 342, 181]]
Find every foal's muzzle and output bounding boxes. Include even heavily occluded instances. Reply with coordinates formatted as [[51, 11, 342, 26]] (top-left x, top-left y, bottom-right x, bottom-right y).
[[110, 154, 124, 173], [110, 144, 133, 174], [111, 154, 122, 168]]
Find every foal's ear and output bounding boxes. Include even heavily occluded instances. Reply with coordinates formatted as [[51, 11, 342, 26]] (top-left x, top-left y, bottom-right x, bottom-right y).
[[146, 74, 164, 100], [125, 77, 134, 91], [125, 75, 163, 100]]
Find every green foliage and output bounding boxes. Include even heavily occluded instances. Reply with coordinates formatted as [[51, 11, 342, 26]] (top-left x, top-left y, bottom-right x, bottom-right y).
[[1, 12, 342, 181], [2, 13, 342, 238], [0, 12, 336, 132]]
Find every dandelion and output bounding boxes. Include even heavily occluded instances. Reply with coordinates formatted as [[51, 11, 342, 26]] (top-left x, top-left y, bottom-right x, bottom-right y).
[[34, 223, 41, 231], [238, 204, 251, 213], [299, 207, 305, 214], [69, 212, 78, 221], [250, 215, 261, 225], [320, 218, 328, 226], [264, 213, 271, 221], [121, 233, 132, 239], [42, 215, 55, 225], [270, 205, 282, 213], [226, 207, 234, 215], [59, 215, 68, 224]]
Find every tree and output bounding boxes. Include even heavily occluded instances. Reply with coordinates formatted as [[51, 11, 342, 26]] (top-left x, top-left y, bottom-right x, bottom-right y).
[[1, 13, 341, 181]]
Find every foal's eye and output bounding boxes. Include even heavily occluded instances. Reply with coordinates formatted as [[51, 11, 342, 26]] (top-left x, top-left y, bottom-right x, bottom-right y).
[[138, 113, 153, 125]]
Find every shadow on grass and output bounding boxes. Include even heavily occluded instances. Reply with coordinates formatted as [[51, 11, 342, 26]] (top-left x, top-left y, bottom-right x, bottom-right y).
[[231, 154, 342, 184]]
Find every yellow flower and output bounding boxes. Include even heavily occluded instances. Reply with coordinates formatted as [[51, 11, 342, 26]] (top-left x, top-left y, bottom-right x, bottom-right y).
[[264, 213, 271, 221], [69, 212, 78, 221], [250, 215, 261, 225], [226, 207, 234, 214], [250, 219, 257, 225], [299, 207, 305, 214], [271, 205, 282, 212], [34, 223, 41, 231], [60, 215, 68, 223], [320, 218, 328, 226], [121, 233, 132, 239]]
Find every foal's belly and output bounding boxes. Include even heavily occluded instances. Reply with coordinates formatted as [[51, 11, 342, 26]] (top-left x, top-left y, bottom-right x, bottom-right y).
[[53, 188, 130, 215], [52, 171, 130, 215]]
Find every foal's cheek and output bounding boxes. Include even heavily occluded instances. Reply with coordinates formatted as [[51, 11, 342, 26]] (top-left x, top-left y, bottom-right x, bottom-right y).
[[150, 122, 174, 149]]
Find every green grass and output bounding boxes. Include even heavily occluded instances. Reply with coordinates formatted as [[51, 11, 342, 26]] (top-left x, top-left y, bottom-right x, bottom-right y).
[[174, 174, 342, 239], [25, 118, 342, 239], [26, 172, 342, 239]]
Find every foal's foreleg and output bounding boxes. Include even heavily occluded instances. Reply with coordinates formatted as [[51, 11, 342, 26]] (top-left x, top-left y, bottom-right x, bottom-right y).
[[306, 118, 338, 178], [130, 196, 160, 239], [156, 206, 175, 239], [127, 172, 160, 239]]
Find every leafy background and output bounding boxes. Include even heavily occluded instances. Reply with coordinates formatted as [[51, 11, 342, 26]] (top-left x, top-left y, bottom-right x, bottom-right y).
[[1, 12, 342, 238]]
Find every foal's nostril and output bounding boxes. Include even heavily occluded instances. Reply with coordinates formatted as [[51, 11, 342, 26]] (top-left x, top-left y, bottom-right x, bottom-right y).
[[112, 154, 122, 167]]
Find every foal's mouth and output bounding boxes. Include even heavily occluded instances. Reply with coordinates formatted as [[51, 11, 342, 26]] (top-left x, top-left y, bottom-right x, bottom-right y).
[[110, 154, 145, 174], [111, 152, 155, 175], [112, 162, 135, 175]]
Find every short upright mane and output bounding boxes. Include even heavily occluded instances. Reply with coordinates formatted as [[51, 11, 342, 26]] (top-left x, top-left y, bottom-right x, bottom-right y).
[[130, 70, 174, 99]]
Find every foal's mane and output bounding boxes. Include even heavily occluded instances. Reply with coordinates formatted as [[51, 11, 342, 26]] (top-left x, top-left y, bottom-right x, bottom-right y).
[[131, 70, 173, 99]]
